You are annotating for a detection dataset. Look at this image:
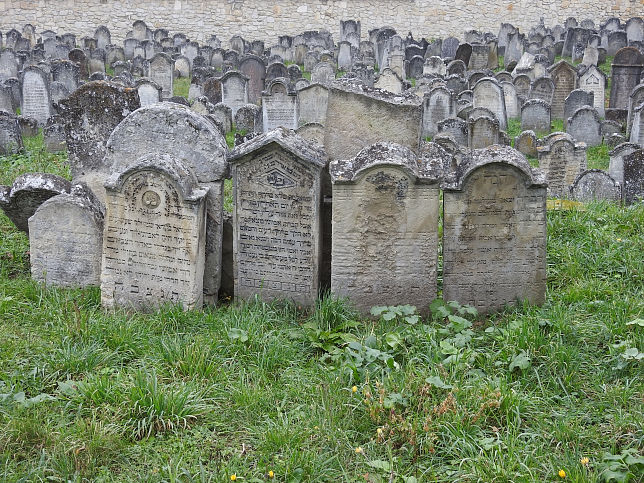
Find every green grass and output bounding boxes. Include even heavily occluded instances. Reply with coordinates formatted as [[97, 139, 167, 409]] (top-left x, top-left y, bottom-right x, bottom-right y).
[[0, 134, 642, 482], [173, 77, 191, 99]]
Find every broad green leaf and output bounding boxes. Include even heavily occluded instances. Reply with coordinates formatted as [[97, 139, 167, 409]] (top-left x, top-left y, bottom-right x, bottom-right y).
[[425, 375, 452, 389], [382, 311, 397, 321], [227, 328, 248, 342], [405, 315, 420, 325], [370, 306, 388, 316], [621, 347, 643, 360], [366, 460, 391, 472], [626, 318, 644, 327], [399, 305, 417, 315], [439, 340, 458, 355], [509, 352, 531, 371]]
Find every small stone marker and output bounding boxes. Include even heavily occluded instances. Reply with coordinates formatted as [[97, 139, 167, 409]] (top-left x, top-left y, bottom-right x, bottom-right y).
[[421, 86, 455, 139], [537, 133, 587, 198], [229, 128, 326, 306], [567, 106, 602, 147], [608, 142, 640, 186], [101, 153, 208, 311], [442, 145, 547, 313], [28, 185, 104, 287], [329, 142, 440, 314], [262, 80, 298, 131], [569, 170, 621, 202], [148, 53, 174, 99], [622, 148, 644, 204], [515, 130, 538, 158], [0, 173, 71, 234]]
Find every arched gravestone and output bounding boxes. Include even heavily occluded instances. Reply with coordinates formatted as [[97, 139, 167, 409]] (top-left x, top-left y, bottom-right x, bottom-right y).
[[148, 53, 173, 99], [329, 142, 442, 314], [228, 128, 326, 307], [28, 186, 104, 287], [104, 103, 227, 304], [136, 79, 162, 107], [548, 60, 577, 119], [101, 153, 208, 311], [609, 47, 644, 110], [569, 170, 621, 202], [564, 89, 594, 121], [239, 55, 266, 105], [20, 66, 52, 127], [513, 74, 532, 99], [530, 76, 555, 105], [609, 142, 641, 186], [59, 81, 140, 196], [262, 79, 298, 132], [472, 77, 507, 130], [266, 62, 289, 82], [311, 61, 336, 84], [567, 106, 602, 147], [421, 86, 454, 138], [468, 115, 500, 150], [442, 146, 547, 313], [537, 133, 587, 198], [220, 70, 249, 117], [0, 173, 71, 234]]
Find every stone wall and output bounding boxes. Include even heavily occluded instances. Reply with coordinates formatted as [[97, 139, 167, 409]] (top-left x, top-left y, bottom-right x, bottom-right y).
[[0, 0, 642, 45]]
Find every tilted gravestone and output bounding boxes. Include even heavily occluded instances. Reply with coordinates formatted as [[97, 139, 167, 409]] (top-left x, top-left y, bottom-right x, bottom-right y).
[[311, 61, 336, 85], [329, 142, 441, 314], [442, 145, 547, 313], [569, 170, 621, 202], [136, 79, 162, 107], [608, 142, 640, 186], [0, 111, 23, 155], [567, 106, 602, 147], [220, 70, 249, 117], [20, 66, 52, 127], [234, 104, 262, 133], [28, 185, 104, 287], [501, 81, 520, 119], [59, 81, 140, 198], [101, 153, 208, 311], [530, 76, 555, 105], [104, 103, 228, 304], [0, 173, 71, 234], [239, 55, 266, 105], [549, 60, 577, 119], [537, 133, 587, 198], [297, 83, 329, 126], [622, 148, 644, 204], [229, 128, 326, 307], [324, 80, 422, 160]]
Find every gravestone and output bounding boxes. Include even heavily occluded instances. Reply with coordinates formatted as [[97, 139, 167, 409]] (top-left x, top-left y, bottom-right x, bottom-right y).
[[0, 173, 71, 233], [262, 84, 298, 132], [630, 103, 644, 145], [607, 30, 628, 56], [514, 74, 532, 99], [515, 130, 538, 158], [69, 49, 89, 79], [374, 68, 403, 94], [311, 61, 336, 84], [229, 128, 326, 306], [220, 71, 249, 117], [105, 103, 228, 304], [537, 133, 587, 198], [202, 77, 222, 105], [175, 56, 190, 78], [521, 99, 551, 134], [239, 55, 266, 105], [296, 122, 325, 146], [101, 153, 208, 310], [0, 111, 22, 155], [442, 145, 547, 313], [337, 41, 353, 71], [29, 185, 104, 287], [627, 83, 644, 137], [626, 17, 644, 43], [622, 148, 644, 203], [297, 83, 329, 126], [43, 117, 66, 152], [530, 76, 555, 105], [549, 60, 577, 119], [59, 81, 140, 197], [234, 104, 262, 133], [468, 115, 500, 150], [148, 53, 174, 99], [20, 66, 52, 126], [567, 106, 602, 147], [266, 62, 289, 82], [564, 90, 595, 121], [423, 56, 446, 77], [421, 86, 455, 138], [329, 142, 440, 314], [437, 118, 468, 146], [51, 60, 79, 93], [472, 77, 507, 130], [569, 170, 621, 202], [609, 47, 644, 110], [442, 37, 459, 59], [501, 81, 520, 119], [578, 65, 606, 117], [95, 26, 111, 50], [137, 79, 162, 107]]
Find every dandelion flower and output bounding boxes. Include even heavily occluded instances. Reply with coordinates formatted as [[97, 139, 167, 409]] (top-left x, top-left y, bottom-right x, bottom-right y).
[[268, 470, 275, 478], [580, 457, 589, 466], [355, 447, 363, 454], [352, 385, 358, 393], [230, 475, 237, 481], [558, 469, 566, 478]]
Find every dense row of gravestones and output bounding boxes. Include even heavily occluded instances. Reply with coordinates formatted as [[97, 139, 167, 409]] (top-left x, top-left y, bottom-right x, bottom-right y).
[[0, 16, 643, 315]]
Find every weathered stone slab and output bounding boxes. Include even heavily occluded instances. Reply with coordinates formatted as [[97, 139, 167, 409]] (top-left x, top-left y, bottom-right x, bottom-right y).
[[0, 110, 22, 155], [569, 169, 621, 202], [442, 145, 547, 313], [0, 173, 71, 233], [20, 66, 52, 126], [421, 86, 454, 139], [564, 89, 594, 121], [521, 99, 551, 135], [148, 52, 173, 99], [297, 83, 328, 126], [537, 133, 587, 198], [229, 128, 326, 306], [549, 60, 577, 119], [136, 79, 162, 107], [468, 115, 500, 150], [567, 106, 602, 147], [472, 77, 507, 130], [324, 80, 422, 160], [329, 142, 440, 314], [28, 185, 104, 287], [220, 70, 249, 117], [515, 130, 538, 158], [623, 148, 644, 204], [609, 142, 640, 185], [262, 82, 298, 132], [101, 153, 207, 311], [609, 47, 644, 110], [234, 104, 262, 133]]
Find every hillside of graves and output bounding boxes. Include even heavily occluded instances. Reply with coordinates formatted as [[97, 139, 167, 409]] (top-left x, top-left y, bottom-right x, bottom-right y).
[[0, 14, 644, 482]]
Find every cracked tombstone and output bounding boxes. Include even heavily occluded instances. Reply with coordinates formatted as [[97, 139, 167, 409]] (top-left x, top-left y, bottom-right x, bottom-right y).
[[442, 145, 547, 313], [229, 128, 326, 307], [329, 142, 440, 314]]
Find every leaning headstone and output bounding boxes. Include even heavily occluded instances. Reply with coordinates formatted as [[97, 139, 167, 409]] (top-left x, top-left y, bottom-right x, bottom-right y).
[[501, 81, 520, 119], [28, 185, 104, 287], [104, 103, 228, 303], [537, 133, 587, 198], [0, 111, 23, 155], [228, 128, 326, 306], [569, 170, 621, 202], [622, 148, 644, 203], [20, 66, 52, 126], [234, 104, 262, 133], [59, 81, 140, 197], [608, 142, 641, 186], [567, 106, 602, 147], [442, 145, 547, 313], [101, 153, 208, 310], [136, 79, 162, 107], [549, 60, 577, 119], [329, 142, 440, 314], [0, 173, 71, 233], [325, 80, 422, 160]]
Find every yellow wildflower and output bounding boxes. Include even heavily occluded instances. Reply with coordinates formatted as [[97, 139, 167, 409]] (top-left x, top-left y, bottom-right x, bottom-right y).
[[352, 385, 358, 393], [268, 470, 275, 478], [580, 457, 589, 466], [558, 469, 566, 478], [355, 447, 363, 454], [230, 475, 237, 481]]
